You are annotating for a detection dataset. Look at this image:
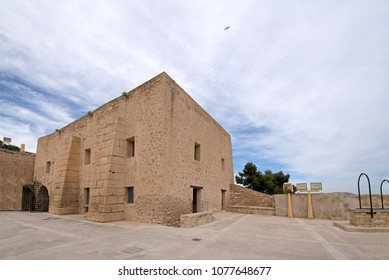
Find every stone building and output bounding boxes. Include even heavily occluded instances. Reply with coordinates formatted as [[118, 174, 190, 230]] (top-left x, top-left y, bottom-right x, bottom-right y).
[[0, 148, 35, 210], [33, 72, 234, 226]]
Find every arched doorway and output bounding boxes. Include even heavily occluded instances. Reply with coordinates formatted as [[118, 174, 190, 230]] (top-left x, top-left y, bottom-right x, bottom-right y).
[[34, 183, 49, 212], [22, 182, 49, 212]]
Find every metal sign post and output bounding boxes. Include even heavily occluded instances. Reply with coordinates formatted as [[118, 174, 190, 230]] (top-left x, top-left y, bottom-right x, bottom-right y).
[[283, 182, 294, 218], [297, 182, 322, 219], [296, 183, 307, 192], [308, 182, 322, 219]]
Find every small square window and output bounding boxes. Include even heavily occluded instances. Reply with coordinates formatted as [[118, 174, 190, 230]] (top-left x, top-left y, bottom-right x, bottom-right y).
[[126, 187, 134, 204], [127, 137, 135, 157], [46, 161, 51, 173], [194, 142, 201, 161], [84, 148, 91, 165]]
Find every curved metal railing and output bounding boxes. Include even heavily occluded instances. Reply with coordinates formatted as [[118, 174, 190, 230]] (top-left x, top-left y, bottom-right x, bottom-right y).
[[380, 179, 389, 209], [357, 173, 374, 218]]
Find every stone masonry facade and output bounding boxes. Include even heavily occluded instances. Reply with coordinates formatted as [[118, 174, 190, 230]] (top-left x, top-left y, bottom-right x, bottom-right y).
[[0, 149, 35, 210], [34, 72, 234, 226]]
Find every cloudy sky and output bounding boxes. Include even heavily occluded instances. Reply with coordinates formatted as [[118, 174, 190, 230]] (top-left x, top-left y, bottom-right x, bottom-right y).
[[1, 0, 388, 193]]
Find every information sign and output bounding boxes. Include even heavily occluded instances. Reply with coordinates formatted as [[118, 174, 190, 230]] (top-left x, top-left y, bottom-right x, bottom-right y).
[[296, 183, 308, 191]]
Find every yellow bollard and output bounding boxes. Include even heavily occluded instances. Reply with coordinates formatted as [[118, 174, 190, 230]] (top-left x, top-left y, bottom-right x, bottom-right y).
[[287, 192, 293, 218], [307, 191, 313, 219]]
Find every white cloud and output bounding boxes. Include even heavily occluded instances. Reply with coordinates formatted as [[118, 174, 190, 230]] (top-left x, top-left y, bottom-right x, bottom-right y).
[[1, 0, 388, 193], [0, 116, 39, 153]]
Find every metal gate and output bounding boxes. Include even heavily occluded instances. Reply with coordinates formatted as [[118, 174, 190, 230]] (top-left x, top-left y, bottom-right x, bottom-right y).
[[22, 185, 36, 212], [35, 184, 49, 212], [21, 182, 49, 212]]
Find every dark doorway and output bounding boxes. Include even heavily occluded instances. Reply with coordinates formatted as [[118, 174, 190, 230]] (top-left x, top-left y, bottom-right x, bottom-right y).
[[192, 186, 202, 213], [35, 185, 49, 212], [84, 188, 90, 213], [221, 189, 227, 211], [193, 188, 198, 213], [21, 182, 49, 212], [22, 185, 35, 211]]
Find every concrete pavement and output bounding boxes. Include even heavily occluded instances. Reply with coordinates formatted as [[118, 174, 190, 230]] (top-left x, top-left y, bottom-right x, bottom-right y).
[[1, 211, 389, 260]]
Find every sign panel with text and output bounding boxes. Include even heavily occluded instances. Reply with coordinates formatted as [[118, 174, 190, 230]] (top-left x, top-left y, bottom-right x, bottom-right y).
[[310, 182, 322, 192], [296, 183, 308, 191]]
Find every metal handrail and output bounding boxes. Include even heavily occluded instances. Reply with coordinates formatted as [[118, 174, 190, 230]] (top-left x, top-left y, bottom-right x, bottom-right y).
[[380, 179, 389, 209], [357, 173, 374, 218]]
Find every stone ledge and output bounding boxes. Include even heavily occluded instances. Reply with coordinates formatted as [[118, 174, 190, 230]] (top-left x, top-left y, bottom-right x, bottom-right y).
[[333, 221, 389, 233], [228, 205, 275, 216], [180, 211, 213, 228]]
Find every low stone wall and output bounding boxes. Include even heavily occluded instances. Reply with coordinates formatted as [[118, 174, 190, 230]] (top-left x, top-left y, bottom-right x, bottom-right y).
[[180, 211, 213, 228], [349, 209, 389, 227], [274, 193, 389, 220], [359, 194, 389, 209], [229, 205, 275, 216], [230, 184, 274, 207]]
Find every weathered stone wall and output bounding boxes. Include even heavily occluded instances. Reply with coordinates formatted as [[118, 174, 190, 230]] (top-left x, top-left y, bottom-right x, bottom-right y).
[[229, 184, 274, 207], [165, 76, 234, 220], [34, 72, 234, 226], [349, 209, 389, 227], [274, 193, 389, 220], [0, 149, 35, 210], [359, 194, 389, 209]]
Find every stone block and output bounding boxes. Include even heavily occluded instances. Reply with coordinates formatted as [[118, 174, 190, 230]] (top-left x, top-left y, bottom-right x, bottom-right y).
[[112, 146, 126, 157], [229, 205, 275, 216], [109, 163, 126, 173], [115, 122, 126, 134], [87, 211, 124, 222], [65, 170, 79, 178], [106, 203, 124, 213], [61, 187, 80, 195], [106, 195, 125, 204], [115, 139, 126, 148], [99, 172, 111, 180], [108, 155, 125, 165], [64, 175, 79, 183], [180, 211, 213, 228], [103, 139, 115, 148], [97, 147, 110, 159]]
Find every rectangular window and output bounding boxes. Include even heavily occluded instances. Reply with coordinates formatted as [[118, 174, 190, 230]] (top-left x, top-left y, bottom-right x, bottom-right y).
[[127, 137, 135, 157], [46, 161, 51, 173], [84, 148, 91, 165], [194, 142, 201, 161], [221, 158, 225, 171], [126, 187, 134, 204]]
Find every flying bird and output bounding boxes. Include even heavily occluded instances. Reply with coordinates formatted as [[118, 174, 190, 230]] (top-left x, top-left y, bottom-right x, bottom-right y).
[[224, 26, 230, 30]]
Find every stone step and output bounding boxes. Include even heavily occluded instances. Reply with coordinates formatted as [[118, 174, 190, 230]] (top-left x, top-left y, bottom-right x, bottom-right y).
[[228, 205, 275, 216]]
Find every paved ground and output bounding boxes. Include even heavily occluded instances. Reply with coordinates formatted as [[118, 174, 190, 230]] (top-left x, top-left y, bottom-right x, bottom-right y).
[[1, 211, 389, 260]]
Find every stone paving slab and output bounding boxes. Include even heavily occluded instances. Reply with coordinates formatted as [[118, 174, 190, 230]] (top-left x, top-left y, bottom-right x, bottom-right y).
[[1, 211, 389, 260]]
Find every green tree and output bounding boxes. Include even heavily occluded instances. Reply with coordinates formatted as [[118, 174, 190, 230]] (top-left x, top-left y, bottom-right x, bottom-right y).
[[235, 162, 290, 194], [235, 162, 263, 191], [0, 140, 20, 152]]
